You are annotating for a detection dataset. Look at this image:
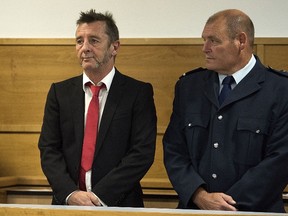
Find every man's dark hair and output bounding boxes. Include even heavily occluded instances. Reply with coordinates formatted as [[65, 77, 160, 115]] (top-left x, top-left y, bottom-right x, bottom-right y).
[[76, 9, 119, 43]]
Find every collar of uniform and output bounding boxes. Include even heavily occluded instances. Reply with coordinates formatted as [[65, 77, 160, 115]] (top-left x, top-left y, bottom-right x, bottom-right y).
[[218, 55, 256, 86]]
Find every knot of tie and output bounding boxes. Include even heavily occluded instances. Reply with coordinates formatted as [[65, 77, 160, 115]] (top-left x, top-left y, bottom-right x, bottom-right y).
[[222, 76, 235, 85], [218, 76, 235, 105], [87, 83, 104, 97]]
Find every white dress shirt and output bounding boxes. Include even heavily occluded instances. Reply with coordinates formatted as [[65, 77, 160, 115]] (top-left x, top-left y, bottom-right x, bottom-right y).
[[66, 67, 115, 206]]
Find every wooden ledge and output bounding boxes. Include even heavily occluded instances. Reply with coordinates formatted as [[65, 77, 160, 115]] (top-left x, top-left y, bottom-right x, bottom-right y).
[[0, 175, 286, 195], [284, 185, 288, 193], [0, 176, 173, 189], [141, 178, 172, 189], [0, 176, 48, 188], [1, 204, 285, 216], [0, 176, 175, 197]]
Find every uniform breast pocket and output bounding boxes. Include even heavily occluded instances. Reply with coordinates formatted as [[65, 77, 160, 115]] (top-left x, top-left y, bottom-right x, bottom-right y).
[[234, 117, 269, 165], [184, 114, 210, 160]]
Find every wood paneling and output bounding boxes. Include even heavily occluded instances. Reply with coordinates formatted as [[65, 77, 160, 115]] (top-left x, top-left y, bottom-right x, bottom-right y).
[[0, 134, 43, 176], [0, 38, 287, 191]]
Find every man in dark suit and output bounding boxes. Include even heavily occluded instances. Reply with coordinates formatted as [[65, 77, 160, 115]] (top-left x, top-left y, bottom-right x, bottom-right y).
[[163, 9, 288, 213], [38, 9, 157, 207]]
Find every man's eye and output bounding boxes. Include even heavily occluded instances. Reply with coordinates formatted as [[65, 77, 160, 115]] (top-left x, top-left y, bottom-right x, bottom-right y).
[[90, 39, 99, 44], [211, 38, 221, 44], [76, 39, 83, 45]]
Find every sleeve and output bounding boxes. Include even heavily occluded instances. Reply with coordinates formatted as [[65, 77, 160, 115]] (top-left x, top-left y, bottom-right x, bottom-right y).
[[38, 84, 78, 204], [163, 81, 206, 208]]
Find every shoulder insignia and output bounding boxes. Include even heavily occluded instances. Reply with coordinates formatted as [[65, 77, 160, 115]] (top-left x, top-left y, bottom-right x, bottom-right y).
[[267, 66, 288, 77], [179, 67, 207, 79]]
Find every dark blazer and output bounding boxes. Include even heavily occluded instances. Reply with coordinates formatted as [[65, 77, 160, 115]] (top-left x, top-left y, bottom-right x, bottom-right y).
[[163, 57, 288, 212], [38, 69, 157, 207]]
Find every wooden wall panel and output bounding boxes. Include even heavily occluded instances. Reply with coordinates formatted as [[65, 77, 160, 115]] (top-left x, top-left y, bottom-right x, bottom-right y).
[[144, 134, 168, 180], [0, 134, 43, 176], [116, 45, 204, 130], [0, 45, 80, 130], [0, 38, 287, 190], [263, 45, 288, 70]]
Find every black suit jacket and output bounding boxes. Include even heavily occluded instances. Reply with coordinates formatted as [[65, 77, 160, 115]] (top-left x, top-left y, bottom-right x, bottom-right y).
[[38, 69, 157, 206], [163, 58, 288, 212]]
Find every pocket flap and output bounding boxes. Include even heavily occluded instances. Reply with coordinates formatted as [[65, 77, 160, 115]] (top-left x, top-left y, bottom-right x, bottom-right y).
[[237, 117, 269, 135], [184, 114, 210, 128]]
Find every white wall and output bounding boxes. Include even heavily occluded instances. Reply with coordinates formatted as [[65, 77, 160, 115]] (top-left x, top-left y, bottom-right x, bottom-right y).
[[1, 0, 287, 38]]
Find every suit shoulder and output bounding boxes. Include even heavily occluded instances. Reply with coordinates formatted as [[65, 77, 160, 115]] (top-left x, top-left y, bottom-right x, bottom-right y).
[[54, 75, 82, 85], [116, 72, 153, 95], [119, 71, 151, 86], [267, 66, 288, 78], [179, 67, 207, 79]]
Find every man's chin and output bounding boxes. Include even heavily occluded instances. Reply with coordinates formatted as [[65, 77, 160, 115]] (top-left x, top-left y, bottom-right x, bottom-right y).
[[81, 66, 94, 73], [82, 62, 99, 70], [205, 62, 214, 70]]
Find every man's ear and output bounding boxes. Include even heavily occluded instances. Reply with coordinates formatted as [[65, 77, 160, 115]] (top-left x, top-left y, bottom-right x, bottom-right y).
[[238, 32, 247, 50], [112, 40, 120, 56]]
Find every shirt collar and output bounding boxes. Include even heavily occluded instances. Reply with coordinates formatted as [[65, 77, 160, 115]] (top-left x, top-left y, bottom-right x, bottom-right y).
[[82, 67, 115, 92], [218, 55, 256, 85]]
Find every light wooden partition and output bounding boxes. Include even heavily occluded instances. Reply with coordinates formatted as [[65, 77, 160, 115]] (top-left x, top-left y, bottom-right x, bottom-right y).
[[2, 204, 288, 216], [1, 204, 288, 216], [0, 38, 288, 207]]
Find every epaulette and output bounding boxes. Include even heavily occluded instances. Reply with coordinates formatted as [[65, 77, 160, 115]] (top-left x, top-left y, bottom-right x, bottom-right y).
[[267, 66, 288, 77], [179, 67, 207, 79]]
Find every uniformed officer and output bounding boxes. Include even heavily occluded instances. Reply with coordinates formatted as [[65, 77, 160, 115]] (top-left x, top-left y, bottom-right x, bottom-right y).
[[163, 9, 288, 213]]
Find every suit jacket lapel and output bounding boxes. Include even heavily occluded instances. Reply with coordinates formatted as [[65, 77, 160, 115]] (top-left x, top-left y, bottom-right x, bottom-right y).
[[94, 70, 125, 157]]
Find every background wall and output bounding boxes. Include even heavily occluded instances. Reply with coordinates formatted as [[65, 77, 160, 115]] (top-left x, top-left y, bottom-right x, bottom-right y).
[[0, 0, 288, 208], [1, 0, 288, 38]]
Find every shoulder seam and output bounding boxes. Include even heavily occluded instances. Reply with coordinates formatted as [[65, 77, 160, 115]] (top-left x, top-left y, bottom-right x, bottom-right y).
[[179, 67, 207, 79]]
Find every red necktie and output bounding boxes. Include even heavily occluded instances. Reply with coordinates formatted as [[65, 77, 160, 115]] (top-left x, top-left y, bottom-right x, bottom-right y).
[[79, 83, 102, 190]]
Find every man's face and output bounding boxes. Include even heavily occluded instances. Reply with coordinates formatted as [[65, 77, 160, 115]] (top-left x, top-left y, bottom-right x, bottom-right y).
[[75, 21, 115, 73], [201, 19, 240, 74]]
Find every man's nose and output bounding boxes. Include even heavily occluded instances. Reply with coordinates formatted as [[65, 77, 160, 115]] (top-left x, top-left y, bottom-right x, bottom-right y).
[[82, 40, 91, 52], [202, 42, 210, 53]]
